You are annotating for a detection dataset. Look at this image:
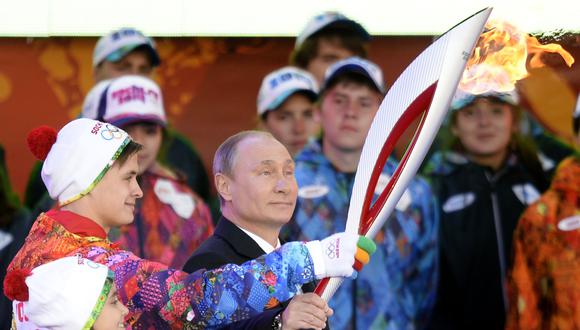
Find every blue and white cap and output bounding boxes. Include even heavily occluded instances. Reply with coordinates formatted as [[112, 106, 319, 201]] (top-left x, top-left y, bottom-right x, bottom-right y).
[[323, 56, 384, 93], [82, 75, 166, 128], [93, 27, 160, 67], [450, 88, 519, 111], [295, 11, 370, 49], [451, 64, 520, 111], [257, 67, 319, 116]]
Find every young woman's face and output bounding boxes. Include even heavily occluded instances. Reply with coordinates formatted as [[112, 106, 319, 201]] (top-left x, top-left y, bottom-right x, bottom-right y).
[[452, 98, 516, 162], [93, 287, 129, 330], [123, 123, 163, 174]]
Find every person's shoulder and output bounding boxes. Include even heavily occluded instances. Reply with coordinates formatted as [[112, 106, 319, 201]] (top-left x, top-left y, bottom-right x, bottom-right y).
[[183, 240, 231, 273]]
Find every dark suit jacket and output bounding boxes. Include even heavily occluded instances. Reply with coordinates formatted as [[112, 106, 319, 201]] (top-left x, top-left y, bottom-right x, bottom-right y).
[[183, 216, 320, 329]]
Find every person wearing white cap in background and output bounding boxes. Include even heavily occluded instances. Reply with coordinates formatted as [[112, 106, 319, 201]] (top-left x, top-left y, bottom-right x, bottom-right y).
[[505, 93, 580, 330], [81, 75, 214, 269], [92, 27, 161, 82], [424, 77, 550, 329], [5, 256, 128, 329], [5, 117, 376, 328], [283, 57, 439, 330], [23, 28, 213, 217], [290, 11, 371, 85], [257, 67, 320, 156]]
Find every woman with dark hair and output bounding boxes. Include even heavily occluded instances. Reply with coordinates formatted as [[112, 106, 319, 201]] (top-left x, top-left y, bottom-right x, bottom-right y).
[[425, 89, 549, 329]]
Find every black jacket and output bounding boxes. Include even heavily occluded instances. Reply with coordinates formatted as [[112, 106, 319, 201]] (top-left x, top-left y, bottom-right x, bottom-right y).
[[183, 217, 320, 329], [425, 153, 546, 330]]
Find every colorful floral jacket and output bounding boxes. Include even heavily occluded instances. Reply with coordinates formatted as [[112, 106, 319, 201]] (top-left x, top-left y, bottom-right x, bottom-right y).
[[282, 140, 438, 330], [109, 169, 214, 268], [7, 210, 315, 329], [506, 156, 580, 330]]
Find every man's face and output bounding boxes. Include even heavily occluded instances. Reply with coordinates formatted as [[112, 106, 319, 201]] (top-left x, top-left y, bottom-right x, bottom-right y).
[[220, 137, 297, 228], [262, 93, 320, 156], [307, 37, 355, 85], [320, 81, 382, 153], [86, 153, 143, 231], [94, 49, 154, 82]]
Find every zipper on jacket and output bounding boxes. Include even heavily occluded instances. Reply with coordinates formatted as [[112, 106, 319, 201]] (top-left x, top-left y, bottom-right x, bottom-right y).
[[485, 170, 509, 311]]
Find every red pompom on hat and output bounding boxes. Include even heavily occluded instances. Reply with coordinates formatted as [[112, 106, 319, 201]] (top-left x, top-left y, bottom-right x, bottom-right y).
[[3, 268, 32, 301], [27, 126, 57, 161]]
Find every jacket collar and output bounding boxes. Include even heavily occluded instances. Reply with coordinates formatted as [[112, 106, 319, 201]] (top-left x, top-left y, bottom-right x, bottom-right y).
[[214, 216, 272, 259], [46, 209, 107, 239]]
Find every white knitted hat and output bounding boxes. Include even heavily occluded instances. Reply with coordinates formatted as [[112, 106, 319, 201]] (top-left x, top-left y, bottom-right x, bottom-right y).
[[28, 118, 131, 206], [8, 256, 114, 330]]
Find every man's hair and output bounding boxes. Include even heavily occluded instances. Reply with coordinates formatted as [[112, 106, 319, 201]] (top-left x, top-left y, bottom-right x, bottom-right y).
[[213, 131, 274, 177], [321, 71, 382, 100], [290, 28, 369, 69], [116, 140, 143, 167], [213, 131, 275, 205]]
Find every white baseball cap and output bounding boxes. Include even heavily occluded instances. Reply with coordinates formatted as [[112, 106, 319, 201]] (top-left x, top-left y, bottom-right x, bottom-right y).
[[295, 11, 370, 49], [82, 75, 166, 128], [9, 256, 114, 330], [451, 64, 520, 111], [81, 79, 113, 120], [93, 27, 160, 68], [450, 88, 520, 111], [257, 67, 319, 116], [323, 56, 385, 93], [34, 118, 131, 206]]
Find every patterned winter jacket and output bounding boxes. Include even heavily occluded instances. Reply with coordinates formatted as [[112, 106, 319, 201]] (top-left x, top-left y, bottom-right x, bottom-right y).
[[283, 140, 438, 330], [109, 168, 214, 268], [7, 210, 315, 329], [506, 156, 580, 330]]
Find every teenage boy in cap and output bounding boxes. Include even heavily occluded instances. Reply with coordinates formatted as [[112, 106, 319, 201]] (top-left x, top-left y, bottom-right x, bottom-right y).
[[184, 131, 337, 329], [290, 11, 370, 85], [23, 27, 212, 212], [257, 67, 320, 156], [283, 57, 438, 330], [6, 118, 376, 329], [6, 256, 129, 329], [506, 93, 580, 330], [92, 27, 161, 81], [81, 75, 214, 269]]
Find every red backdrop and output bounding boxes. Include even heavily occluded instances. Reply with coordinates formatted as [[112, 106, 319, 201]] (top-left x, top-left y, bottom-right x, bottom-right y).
[[0, 36, 578, 199]]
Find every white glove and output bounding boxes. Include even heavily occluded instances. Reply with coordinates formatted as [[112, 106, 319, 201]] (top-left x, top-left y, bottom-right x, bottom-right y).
[[305, 232, 358, 279]]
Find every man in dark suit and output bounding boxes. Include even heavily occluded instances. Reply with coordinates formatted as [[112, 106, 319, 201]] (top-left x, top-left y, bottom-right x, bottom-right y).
[[184, 131, 331, 330]]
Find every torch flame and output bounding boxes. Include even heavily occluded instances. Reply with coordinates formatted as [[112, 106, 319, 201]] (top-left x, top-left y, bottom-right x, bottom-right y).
[[459, 20, 575, 94]]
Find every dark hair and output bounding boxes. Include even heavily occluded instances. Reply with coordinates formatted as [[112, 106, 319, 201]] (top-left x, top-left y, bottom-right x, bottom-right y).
[[290, 28, 369, 69], [115, 140, 143, 167], [259, 90, 317, 122], [321, 71, 383, 99], [574, 116, 579, 136]]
